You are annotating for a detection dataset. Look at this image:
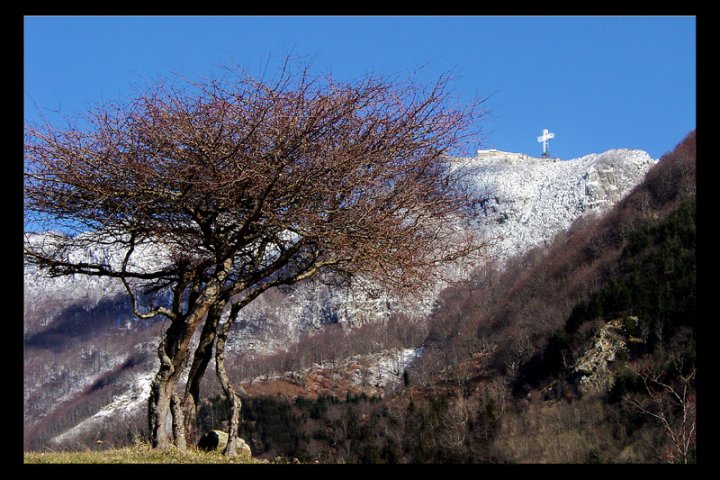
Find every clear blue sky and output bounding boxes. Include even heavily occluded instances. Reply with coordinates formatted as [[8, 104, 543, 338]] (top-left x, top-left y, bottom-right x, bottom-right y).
[[24, 15, 695, 160]]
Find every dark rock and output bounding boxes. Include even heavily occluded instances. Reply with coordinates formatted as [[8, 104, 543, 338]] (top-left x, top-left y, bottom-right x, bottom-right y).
[[197, 430, 223, 451], [198, 430, 252, 456]]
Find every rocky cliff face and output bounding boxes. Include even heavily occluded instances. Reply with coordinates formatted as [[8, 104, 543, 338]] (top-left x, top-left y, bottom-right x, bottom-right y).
[[572, 319, 630, 394], [467, 148, 655, 261]]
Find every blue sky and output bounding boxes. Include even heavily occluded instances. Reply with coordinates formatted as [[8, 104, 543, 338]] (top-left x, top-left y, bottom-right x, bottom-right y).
[[24, 15, 695, 160]]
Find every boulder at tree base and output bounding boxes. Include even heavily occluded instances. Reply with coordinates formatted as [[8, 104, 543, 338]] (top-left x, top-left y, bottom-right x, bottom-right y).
[[198, 430, 252, 456]]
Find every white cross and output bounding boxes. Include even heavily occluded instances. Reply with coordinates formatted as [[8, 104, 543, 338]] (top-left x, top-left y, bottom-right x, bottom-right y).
[[537, 129, 555, 156]]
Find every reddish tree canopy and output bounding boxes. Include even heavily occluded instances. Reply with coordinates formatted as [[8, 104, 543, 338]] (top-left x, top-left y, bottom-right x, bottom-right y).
[[24, 63, 488, 449], [26, 66, 485, 292]]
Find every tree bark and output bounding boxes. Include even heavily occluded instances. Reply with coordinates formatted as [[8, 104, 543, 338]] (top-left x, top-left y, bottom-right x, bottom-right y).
[[148, 324, 191, 449], [171, 391, 187, 450], [147, 376, 172, 449], [147, 297, 220, 447]]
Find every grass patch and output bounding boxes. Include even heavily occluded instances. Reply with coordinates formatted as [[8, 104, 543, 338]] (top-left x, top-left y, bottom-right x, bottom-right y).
[[24, 443, 275, 464]]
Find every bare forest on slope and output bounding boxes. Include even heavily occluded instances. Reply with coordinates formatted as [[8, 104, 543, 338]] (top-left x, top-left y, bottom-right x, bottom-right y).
[[182, 131, 698, 463]]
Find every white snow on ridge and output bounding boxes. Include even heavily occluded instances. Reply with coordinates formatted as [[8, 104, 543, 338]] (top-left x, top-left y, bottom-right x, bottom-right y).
[[23, 235, 173, 333], [24, 148, 656, 338], [251, 347, 422, 397], [464, 148, 655, 262], [48, 369, 155, 446]]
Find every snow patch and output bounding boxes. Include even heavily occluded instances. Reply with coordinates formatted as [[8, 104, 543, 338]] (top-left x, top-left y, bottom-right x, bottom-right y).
[[49, 370, 155, 446]]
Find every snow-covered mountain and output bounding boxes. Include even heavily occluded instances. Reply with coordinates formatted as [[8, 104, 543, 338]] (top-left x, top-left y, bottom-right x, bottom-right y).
[[23, 147, 656, 449], [466, 148, 655, 261]]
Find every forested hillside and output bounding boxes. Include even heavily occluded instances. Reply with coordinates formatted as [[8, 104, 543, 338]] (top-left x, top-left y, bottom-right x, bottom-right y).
[[201, 130, 696, 463]]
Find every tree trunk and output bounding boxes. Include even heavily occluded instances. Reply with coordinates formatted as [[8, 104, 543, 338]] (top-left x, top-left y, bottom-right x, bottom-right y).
[[148, 375, 172, 449], [148, 322, 185, 449], [147, 307, 213, 449], [171, 391, 187, 450], [215, 325, 242, 457], [182, 300, 226, 443], [148, 371, 188, 450], [147, 340, 192, 450], [148, 368, 186, 450], [148, 258, 234, 449]]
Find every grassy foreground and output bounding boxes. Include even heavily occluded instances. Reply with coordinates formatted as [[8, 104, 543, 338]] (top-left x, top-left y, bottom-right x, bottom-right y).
[[24, 443, 275, 464]]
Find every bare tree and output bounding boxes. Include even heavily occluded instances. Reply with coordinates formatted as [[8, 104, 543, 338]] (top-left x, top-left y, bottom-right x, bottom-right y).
[[24, 61, 487, 451], [627, 366, 696, 463]]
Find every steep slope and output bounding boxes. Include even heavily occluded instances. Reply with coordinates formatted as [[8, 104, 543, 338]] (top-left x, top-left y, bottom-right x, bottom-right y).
[[222, 131, 695, 464], [23, 147, 656, 450], [407, 132, 696, 463]]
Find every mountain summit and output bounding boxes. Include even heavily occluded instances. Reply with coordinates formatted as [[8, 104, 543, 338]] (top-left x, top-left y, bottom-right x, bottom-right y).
[[468, 148, 656, 261]]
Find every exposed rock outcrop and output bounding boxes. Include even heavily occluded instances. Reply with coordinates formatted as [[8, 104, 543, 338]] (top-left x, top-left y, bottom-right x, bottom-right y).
[[572, 318, 633, 394]]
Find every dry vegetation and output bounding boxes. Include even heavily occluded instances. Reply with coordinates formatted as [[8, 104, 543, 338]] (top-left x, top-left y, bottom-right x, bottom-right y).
[[22, 442, 300, 464], [199, 131, 696, 464], [23, 443, 266, 464], [490, 396, 638, 463]]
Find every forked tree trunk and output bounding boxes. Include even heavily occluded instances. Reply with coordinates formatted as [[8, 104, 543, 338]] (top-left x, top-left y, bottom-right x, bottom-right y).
[[148, 303, 215, 448], [148, 372, 186, 449], [182, 301, 226, 443], [148, 321, 186, 449], [215, 325, 242, 456], [147, 339, 193, 450], [148, 260, 233, 449]]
